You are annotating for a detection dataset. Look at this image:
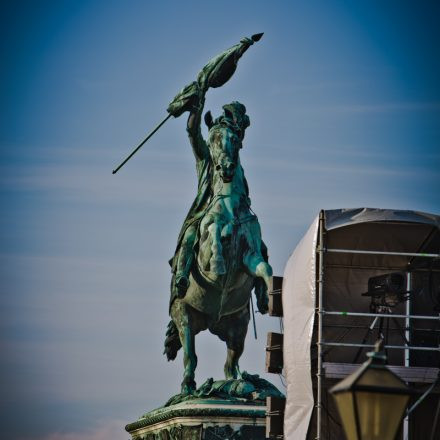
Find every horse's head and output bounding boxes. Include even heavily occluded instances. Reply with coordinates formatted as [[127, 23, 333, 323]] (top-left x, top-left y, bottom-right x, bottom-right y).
[[208, 125, 241, 182], [206, 102, 250, 183]]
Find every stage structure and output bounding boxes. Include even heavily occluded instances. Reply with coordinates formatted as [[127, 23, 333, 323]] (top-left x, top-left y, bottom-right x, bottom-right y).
[[283, 208, 440, 440]]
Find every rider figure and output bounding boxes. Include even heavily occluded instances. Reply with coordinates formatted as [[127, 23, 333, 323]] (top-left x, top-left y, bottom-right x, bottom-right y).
[[171, 92, 251, 299]]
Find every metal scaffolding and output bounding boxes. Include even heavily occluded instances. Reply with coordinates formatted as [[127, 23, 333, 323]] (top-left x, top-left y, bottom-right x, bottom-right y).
[[314, 227, 440, 440]]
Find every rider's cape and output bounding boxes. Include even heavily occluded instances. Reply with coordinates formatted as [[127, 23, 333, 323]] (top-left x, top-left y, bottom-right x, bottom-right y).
[[168, 149, 211, 299], [169, 152, 212, 270]]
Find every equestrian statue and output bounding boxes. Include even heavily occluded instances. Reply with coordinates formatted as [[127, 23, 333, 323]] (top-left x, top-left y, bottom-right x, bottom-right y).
[[159, 34, 273, 395]]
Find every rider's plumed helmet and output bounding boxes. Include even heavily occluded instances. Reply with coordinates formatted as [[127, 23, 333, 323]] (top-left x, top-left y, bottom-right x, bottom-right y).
[[205, 101, 250, 141]]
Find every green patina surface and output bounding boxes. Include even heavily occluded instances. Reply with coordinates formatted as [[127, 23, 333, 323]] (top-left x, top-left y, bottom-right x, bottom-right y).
[[126, 33, 281, 440], [128, 423, 265, 440], [126, 373, 283, 434], [165, 372, 284, 406], [163, 33, 275, 396], [126, 406, 265, 432]]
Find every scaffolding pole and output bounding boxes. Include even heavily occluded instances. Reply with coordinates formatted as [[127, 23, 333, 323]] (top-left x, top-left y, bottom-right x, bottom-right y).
[[316, 211, 325, 440], [325, 249, 440, 258], [404, 272, 411, 439], [321, 342, 439, 351], [323, 311, 439, 321]]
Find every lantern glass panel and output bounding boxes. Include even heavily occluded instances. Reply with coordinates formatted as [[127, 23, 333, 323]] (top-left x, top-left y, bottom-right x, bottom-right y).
[[333, 391, 358, 440], [357, 367, 406, 389], [355, 391, 409, 440]]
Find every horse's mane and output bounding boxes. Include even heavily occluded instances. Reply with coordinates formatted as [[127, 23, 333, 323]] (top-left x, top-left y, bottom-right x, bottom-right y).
[[208, 121, 241, 146]]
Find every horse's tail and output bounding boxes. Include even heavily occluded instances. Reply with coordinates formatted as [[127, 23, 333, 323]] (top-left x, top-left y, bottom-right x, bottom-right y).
[[163, 320, 181, 361]]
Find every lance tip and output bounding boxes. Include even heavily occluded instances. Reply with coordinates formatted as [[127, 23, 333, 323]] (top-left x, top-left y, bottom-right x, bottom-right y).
[[251, 33, 264, 42]]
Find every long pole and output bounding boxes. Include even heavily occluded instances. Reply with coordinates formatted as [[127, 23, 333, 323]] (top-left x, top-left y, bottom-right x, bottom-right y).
[[112, 113, 172, 174], [316, 211, 325, 440]]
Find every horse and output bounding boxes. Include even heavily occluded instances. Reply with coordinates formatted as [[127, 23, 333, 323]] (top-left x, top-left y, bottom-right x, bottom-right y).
[[164, 122, 273, 395]]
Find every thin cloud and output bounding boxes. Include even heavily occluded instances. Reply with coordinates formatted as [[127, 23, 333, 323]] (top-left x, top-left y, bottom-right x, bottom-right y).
[[19, 419, 127, 440], [326, 101, 440, 113], [0, 160, 196, 205], [283, 101, 440, 115], [246, 153, 439, 179]]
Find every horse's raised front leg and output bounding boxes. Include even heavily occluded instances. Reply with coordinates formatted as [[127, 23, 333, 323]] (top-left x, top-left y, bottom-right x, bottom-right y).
[[243, 252, 273, 314], [170, 299, 197, 395], [208, 222, 226, 274], [242, 221, 273, 288], [200, 215, 226, 275], [244, 252, 273, 290]]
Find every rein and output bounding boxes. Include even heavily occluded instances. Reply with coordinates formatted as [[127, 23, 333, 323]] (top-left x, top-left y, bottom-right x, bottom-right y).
[[208, 192, 257, 226]]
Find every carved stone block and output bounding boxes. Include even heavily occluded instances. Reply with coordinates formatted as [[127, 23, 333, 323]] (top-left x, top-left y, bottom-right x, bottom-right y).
[[126, 398, 266, 440]]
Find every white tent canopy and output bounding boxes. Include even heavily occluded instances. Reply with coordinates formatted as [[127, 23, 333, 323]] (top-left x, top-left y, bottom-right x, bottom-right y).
[[283, 208, 440, 440]]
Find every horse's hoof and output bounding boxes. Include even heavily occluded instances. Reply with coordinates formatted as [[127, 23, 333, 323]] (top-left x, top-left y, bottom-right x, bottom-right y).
[[181, 381, 196, 395], [257, 295, 269, 314]]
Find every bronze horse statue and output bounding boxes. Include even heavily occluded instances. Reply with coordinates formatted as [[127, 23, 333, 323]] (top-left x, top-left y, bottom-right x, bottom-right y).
[[164, 93, 273, 395], [153, 34, 272, 395], [112, 34, 274, 398]]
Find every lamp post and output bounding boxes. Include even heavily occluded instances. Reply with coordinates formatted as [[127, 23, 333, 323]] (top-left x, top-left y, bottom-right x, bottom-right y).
[[330, 341, 411, 440]]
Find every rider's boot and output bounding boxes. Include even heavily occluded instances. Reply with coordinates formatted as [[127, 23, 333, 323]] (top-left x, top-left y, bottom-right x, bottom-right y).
[[174, 225, 197, 298], [175, 251, 194, 298]]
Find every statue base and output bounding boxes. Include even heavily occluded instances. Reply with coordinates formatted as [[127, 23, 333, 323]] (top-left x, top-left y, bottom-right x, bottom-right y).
[[125, 397, 266, 440], [126, 373, 284, 439]]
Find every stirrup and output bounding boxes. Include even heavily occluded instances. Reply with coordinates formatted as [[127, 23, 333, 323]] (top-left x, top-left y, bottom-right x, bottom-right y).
[[175, 275, 190, 298]]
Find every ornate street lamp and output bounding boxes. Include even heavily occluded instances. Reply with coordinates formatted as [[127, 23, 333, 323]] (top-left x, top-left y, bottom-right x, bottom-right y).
[[330, 341, 411, 440]]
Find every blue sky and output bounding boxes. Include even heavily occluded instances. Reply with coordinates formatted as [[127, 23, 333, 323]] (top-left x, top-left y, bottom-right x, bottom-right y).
[[1, 1, 439, 439]]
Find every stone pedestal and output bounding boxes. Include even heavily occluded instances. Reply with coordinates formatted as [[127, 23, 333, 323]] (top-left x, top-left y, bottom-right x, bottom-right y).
[[125, 398, 266, 440]]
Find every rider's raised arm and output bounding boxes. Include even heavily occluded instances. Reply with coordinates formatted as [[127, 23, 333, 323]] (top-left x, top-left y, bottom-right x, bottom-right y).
[[167, 81, 209, 161], [187, 94, 209, 161]]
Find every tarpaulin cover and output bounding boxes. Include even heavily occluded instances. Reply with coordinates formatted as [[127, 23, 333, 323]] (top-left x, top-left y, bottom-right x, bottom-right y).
[[282, 208, 440, 440]]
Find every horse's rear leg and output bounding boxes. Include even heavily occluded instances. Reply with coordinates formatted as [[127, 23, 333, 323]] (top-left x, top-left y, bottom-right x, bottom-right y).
[[170, 300, 204, 395], [211, 307, 249, 380], [225, 308, 250, 379], [225, 344, 244, 379]]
